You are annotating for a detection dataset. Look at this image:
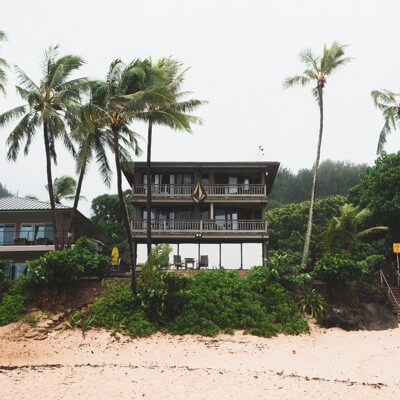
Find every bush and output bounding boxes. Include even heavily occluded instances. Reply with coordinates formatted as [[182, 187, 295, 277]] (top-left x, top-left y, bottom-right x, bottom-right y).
[[27, 237, 110, 286], [248, 252, 311, 290], [314, 251, 370, 283], [0, 260, 11, 283], [88, 280, 156, 337], [0, 279, 26, 326], [169, 270, 308, 337]]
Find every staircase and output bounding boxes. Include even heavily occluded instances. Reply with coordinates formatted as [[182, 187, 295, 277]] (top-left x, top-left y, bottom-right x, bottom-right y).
[[379, 270, 400, 322], [388, 286, 400, 322]]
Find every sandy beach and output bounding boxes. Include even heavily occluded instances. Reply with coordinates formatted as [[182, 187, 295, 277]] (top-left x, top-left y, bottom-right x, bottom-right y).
[[1, 322, 399, 400]]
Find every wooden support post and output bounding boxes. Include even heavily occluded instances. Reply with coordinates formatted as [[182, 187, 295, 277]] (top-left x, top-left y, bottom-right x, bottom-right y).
[[177, 243, 180, 255], [198, 241, 200, 268], [219, 243, 222, 268], [240, 243, 243, 269]]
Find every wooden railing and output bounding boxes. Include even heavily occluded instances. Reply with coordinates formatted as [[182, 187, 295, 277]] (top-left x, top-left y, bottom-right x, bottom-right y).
[[132, 184, 266, 196], [131, 219, 267, 232]]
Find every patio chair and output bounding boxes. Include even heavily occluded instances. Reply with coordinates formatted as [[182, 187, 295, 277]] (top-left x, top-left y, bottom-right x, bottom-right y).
[[198, 255, 209, 269], [173, 255, 184, 269]]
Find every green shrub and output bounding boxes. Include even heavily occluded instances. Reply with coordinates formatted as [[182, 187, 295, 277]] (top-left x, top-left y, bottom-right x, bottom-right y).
[[27, 237, 110, 286], [88, 280, 156, 337], [169, 270, 308, 337], [314, 251, 370, 283], [248, 252, 311, 290], [0, 279, 26, 326], [0, 260, 11, 282]]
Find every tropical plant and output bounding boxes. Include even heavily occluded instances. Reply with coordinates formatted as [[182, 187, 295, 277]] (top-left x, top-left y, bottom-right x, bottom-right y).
[[135, 58, 204, 256], [327, 203, 388, 252], [0, 30, 8, 96], [0, 45, 87, 248], [283, 41, 350, 267], [371, 89, 400, 154], [45, 175, 79, 204], [298, 288, 326, 318]]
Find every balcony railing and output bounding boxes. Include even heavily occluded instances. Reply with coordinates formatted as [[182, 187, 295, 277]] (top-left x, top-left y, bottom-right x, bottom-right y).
[[132, 184, 266, 197], [132, 219, 267, 232]]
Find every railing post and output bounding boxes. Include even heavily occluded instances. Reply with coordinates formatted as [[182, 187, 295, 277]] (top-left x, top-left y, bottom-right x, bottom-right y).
[[200, 220, 203, 233]]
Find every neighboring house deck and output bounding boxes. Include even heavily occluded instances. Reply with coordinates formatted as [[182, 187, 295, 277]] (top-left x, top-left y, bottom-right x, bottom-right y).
[[123, 161, 279, 267], [0, 197, 108, 279]]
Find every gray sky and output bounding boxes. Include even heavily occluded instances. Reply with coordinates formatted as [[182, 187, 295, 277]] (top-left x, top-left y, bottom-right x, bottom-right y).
[[1, 0, 400, 265]]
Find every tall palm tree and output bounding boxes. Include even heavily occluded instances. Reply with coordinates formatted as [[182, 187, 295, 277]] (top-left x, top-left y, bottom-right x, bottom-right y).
[[327, 203, 388, 252], [283, 41, 350, 267], [0, 30, 8, 96], [137, 57, 204, 256], [371, 89, 400, 154], [92, 59, 163, 294], [0, 45, 87, 248]]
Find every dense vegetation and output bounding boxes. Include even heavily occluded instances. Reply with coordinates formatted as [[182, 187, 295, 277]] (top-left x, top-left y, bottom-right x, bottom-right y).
[[75, 268, 308, 338], [269, 160, 367, 209]]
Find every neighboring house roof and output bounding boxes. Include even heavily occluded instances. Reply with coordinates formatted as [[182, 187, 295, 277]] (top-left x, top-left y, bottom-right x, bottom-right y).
[[0, 197, 70, 211]]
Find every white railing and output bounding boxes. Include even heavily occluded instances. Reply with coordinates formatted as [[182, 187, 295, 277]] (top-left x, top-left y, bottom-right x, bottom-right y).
[[132, 184, 266, 196], [379, 269, 400, 310], [131, 219, 267, 232]]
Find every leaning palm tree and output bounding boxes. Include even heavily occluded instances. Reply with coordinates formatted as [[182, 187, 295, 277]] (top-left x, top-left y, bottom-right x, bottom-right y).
[[0, 45, 87, 248], [283, 41, 351, 267], [0, 30, 8, 96], [371, 89, 400, 154], [137, 57, 204, 256], [327, 203, 388, 252]]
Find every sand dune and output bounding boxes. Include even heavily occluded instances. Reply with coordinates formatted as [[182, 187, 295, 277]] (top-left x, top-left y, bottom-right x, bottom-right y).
[[1, 322, 399, 399]]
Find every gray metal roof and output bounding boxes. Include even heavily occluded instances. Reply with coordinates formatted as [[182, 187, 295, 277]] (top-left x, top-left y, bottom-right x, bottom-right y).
[[0, 197, 70, 211]]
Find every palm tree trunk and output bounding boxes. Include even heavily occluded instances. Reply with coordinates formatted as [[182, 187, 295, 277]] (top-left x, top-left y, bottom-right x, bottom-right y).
[[67, 164, 86, 242], [43, 122, 59, 249], [146, 119, 153, 257], [113, 128, 137, 294], [301, 86, 324, 268]]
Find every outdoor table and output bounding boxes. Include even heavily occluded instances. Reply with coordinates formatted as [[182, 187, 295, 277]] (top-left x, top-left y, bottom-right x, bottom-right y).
[[184, 257, 195, 269]]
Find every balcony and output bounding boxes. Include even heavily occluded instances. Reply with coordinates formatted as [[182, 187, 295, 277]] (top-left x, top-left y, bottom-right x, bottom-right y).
[[131, 219, 267, 242], [131, 184, 266, 199]]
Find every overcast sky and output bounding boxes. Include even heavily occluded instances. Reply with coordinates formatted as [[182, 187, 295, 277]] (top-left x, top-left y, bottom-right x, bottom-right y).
[[1, 0, 400, 265]]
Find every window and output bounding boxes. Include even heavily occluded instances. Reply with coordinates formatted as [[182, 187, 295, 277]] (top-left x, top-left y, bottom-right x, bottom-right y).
[[20, 224, 33, 241], [0, 224, 15, 245], [20, 223, 53, 242]]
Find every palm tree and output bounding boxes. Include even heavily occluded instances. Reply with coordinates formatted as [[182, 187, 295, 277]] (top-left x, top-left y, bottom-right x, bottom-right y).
[[67, 82, 136, 235], [371, 89, 400, 154], [91, 59, 164, 294], [283, 41, 350, 268], [327, 203, 388, 252], [136, 57, 204, 256], [0, 30, 8, 96], [0, 45, 87, 248], [45, 175, 78, 204]]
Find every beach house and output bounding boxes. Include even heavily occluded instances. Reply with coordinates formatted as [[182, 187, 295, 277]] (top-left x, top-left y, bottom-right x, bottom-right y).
[[124, 161, 279, 268], [0, 197, 108, 279]]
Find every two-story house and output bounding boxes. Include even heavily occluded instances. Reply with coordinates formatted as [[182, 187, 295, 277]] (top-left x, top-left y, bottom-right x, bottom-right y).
[[123, 161, 279, 268], [0, 197, 109, 279]]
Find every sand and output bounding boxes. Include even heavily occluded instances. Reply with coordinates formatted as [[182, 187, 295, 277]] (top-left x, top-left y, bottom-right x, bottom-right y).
[[1, 322, 400, 399]]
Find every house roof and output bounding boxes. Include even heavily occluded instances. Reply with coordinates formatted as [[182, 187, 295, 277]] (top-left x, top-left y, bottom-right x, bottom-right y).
[[0, 197, 70, 211]]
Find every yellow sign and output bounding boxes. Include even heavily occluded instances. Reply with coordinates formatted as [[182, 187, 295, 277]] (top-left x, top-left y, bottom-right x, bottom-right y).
[[111, 247, 119, 266], [393, 243, 400, 253]]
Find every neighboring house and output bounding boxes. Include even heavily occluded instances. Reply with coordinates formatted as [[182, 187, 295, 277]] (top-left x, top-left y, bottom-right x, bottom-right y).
[[124, 161, 279, 268], [0, 197, 109, 279]]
